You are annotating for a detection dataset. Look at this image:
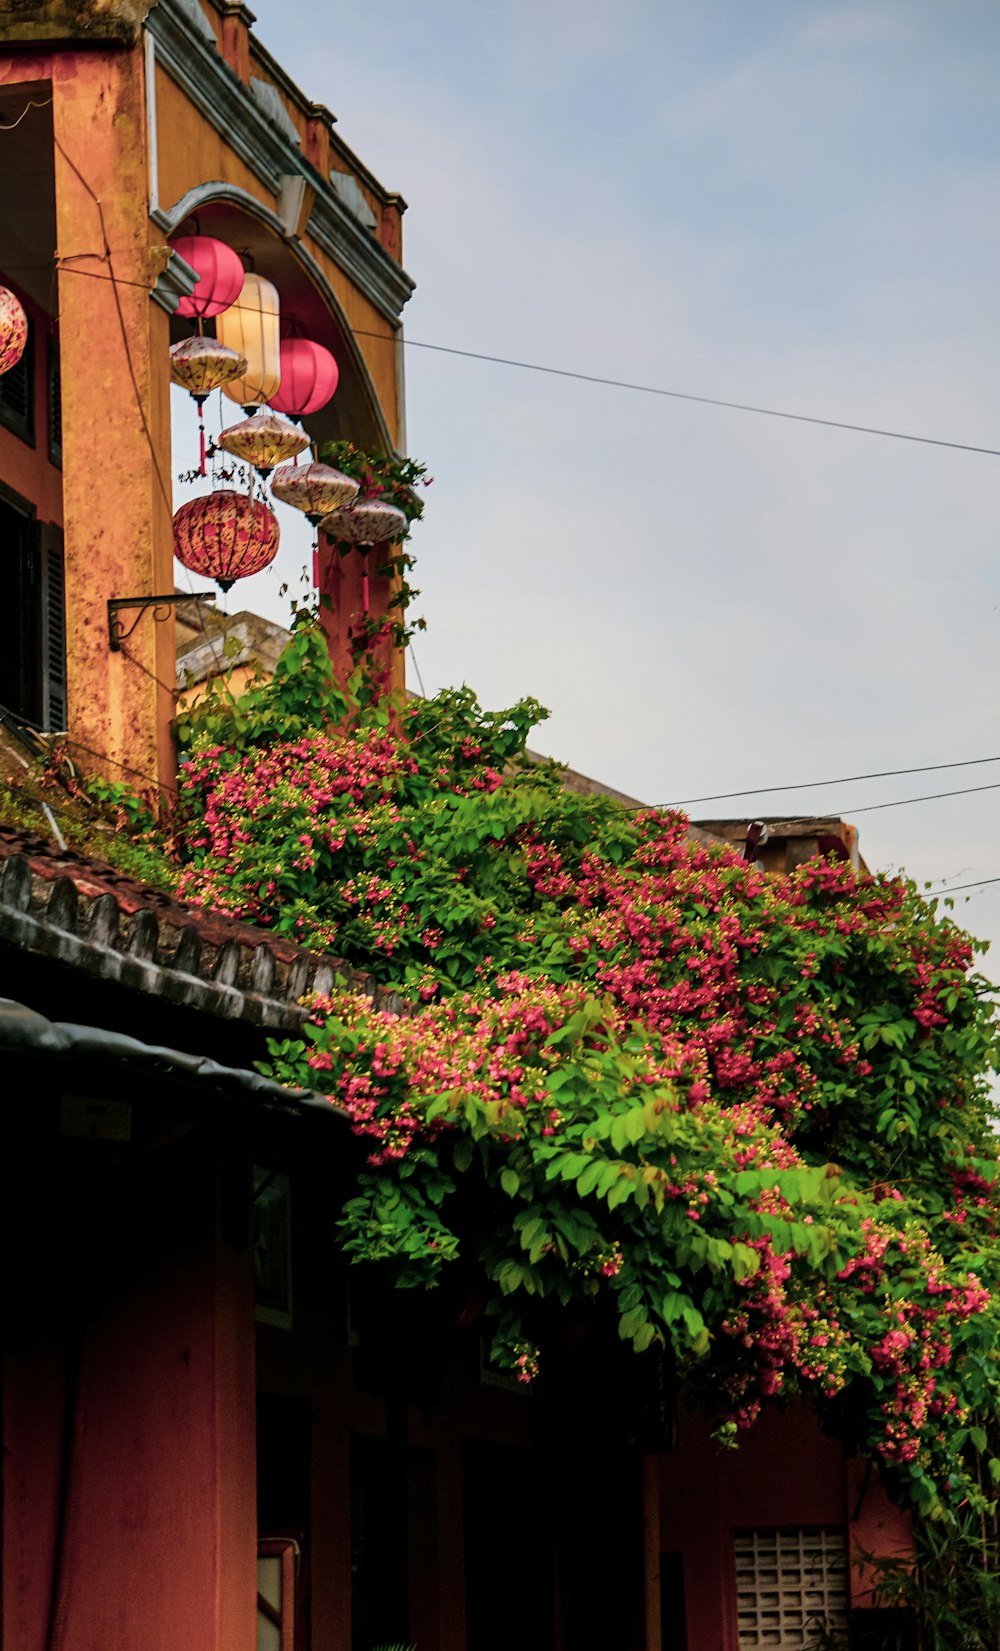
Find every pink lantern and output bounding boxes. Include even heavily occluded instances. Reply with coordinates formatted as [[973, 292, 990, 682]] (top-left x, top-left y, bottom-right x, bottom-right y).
[[270, 338, 339, 417], [170, 236, 245, 321], [0, 285, 28, 375], [173, 491, 280, 592]]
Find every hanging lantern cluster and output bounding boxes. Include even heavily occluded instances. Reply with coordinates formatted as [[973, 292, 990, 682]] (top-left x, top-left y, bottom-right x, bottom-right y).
[[173, 491, 280, 592], [167, 233, 365, 596], [0, 285, 28, 376]]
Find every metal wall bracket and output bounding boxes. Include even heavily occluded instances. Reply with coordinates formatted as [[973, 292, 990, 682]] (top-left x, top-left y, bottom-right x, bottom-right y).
[[108, 592, 216, 652]]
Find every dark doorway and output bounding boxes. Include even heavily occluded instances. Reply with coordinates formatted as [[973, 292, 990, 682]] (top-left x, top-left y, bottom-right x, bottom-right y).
[[463, 1440, 556, 1651]]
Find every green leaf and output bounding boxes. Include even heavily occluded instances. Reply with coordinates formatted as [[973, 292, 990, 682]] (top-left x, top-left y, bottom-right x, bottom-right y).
[[500, 1167, 520, 1197]]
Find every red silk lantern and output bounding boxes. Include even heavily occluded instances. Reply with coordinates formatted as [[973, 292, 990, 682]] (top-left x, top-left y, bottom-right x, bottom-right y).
[[173, 491, 280, 592], [0, 285, 28, 375], [170, 236, 245, 321], [270, 339, 339, 417]]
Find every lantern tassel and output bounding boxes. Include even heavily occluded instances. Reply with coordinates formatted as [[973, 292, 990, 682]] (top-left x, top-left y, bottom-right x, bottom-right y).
[[362, 548, 370, 614], [198, 412, 206, 477]]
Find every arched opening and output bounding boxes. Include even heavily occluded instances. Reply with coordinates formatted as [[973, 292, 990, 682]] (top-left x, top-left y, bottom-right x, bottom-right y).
[[167, 191, 394, 453]]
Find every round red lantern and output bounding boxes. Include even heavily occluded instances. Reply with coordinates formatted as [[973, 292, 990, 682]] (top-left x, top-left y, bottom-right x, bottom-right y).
[[0, 285, 28, 375], [269, 339, 339, 417], [173, 491, 280, 591], [170, 236, 245, 321]]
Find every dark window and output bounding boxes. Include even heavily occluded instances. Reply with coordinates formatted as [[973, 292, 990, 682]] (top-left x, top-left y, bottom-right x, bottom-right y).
[[0, 492, 65, 730], [47, 331, 61, 468], [0, 316, 34, 447]]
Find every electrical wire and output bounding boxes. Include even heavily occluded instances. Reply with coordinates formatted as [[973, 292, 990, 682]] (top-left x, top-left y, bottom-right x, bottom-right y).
[[927, 876, 1000, 898], [407, 638, 428, 699], [51, 142, 177, 523], [4, 258, 1000, 462], [0, 98, 51, 131], [351, 327, 1000, 460], [668, 753, 1000, 808]]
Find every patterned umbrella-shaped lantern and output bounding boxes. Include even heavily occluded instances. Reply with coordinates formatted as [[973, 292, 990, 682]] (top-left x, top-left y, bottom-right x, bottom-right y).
[[319, 497, 407, 544], [169, 336, 248, 475], [319, 496, 408, 616], [270, 461, 359, 525], [217, 410, 309, 478], [269, 339, 339, 417], [0, 285, 28, 375], [173, 491, 280, 592], [169, 236, 245, 321]]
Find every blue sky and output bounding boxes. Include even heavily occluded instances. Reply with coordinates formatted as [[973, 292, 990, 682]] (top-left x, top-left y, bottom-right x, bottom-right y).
[[174, 1, 1000, 983]]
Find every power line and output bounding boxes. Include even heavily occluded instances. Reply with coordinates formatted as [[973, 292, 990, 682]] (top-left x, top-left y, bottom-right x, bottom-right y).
[[669, 753, 1000, 808], [5, 259, 999, 461], [51, 144, 177, 524], [0, 97, 51, 131], [839, 781, 1000, 816], [353, 328, 1000, 460], [927, 876, 1000, 897]]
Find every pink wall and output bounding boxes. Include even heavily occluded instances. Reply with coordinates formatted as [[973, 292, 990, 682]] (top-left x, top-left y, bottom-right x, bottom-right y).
[[3, 1161, 257, 1651], [660, 1405, 848, 1651]]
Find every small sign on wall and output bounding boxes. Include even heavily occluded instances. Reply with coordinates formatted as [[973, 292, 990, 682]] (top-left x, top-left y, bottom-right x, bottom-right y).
[[59, 1095, 132, 1141]]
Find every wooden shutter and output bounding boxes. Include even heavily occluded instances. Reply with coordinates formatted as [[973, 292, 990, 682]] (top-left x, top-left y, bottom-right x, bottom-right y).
[[47, 331, 62, 468], [38, 521, 66, 731]]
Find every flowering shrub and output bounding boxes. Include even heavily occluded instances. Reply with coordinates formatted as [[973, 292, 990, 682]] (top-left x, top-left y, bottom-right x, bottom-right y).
[[173, 614, 1000, 1521]]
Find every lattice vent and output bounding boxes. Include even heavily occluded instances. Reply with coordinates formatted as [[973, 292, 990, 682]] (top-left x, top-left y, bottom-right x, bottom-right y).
[[734, 1526, 848, 1649]]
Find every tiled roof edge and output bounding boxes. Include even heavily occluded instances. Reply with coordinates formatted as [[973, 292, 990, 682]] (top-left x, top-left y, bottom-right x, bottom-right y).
[[0, 831, 407, 1030]]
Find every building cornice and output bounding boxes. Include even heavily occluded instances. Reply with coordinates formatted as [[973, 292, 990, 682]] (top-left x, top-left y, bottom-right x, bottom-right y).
[[0, 0, 154, 44], [146, 0, 414, 322]]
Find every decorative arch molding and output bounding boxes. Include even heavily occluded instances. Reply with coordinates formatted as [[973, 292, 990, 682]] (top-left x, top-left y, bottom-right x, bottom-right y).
[[155, 181, 396, 453]]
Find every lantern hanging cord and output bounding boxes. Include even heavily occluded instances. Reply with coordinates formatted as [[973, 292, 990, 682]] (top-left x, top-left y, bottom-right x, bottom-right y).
[[0, 97, 52, 130]]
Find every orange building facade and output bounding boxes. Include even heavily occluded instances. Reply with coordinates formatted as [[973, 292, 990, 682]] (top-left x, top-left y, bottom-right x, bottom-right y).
[[0, 11, 918, 1651], [0, 0, 412, 792]]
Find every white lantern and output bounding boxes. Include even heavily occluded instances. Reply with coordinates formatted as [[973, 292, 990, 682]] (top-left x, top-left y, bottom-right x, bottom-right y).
[[217, 273, 281, 408]]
